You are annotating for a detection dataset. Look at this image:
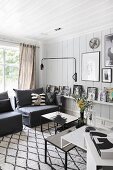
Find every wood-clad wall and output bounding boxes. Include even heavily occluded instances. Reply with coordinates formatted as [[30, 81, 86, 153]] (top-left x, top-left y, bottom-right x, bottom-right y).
[[41, 28, 113, 120]]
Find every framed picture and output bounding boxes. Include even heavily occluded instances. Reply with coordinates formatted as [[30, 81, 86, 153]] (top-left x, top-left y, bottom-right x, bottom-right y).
[[46, 85, 55, 93], [62, 86, 70, 96], [102, 68, 112, 83], [73, 85, 83, 98], [100, 88, 107, 102], [106, 88, 113, 102], [81, 52, 100, 81], [87, 87, 98, 101], [105, 34, 113, 66]]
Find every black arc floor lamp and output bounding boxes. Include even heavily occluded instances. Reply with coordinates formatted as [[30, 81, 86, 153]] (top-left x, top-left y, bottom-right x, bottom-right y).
[[40, 57, 77, 82]]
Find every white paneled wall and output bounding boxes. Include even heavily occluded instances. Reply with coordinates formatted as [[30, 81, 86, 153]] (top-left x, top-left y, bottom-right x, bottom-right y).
[[41, 27, 113, 120]]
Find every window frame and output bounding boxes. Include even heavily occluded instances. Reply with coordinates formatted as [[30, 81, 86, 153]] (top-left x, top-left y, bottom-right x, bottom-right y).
[[0, 46, 19, 92]]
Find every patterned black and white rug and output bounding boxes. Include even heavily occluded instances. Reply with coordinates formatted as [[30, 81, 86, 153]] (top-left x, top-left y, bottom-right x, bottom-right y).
[[0, 125, 86, 170]]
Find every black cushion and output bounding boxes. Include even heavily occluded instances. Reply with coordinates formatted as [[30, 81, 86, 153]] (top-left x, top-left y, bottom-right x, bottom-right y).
[[13, 88, 43, 107], [45, 92, 56, 105], [18, 105, 59, 115], [0, 111, 21, 119], [0, 111, 22, 137], [0, 91, 8, 100], [0, 99, 13, 113], [18, 105, 59, 127]]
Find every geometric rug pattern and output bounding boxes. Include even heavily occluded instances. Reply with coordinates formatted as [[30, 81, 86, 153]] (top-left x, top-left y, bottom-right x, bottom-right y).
[[0, 125, 86, 170]]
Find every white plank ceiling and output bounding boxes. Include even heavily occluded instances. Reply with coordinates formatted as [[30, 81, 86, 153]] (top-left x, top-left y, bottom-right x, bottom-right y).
[[0, 0, 113, 41]]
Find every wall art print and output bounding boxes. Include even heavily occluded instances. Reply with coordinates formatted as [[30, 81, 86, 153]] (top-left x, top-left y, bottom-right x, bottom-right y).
[[81, 52, 100, 81], [105, 34, 113, 66]]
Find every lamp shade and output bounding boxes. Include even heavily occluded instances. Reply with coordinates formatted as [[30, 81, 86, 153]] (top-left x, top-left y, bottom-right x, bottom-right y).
[[40, 63, 44, 70], [72, 73, 77, 82]]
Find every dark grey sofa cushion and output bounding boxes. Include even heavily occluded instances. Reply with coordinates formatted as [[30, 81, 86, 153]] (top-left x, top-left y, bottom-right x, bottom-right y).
[[13, 88, 43, 107], [0, 111, 22, 137], [45, 92, 56, 105], [0, 99, 13, 113], [0, 111, 22, 119], [0, 91, 8, 100], [18, 105, 59, 127], [19, 105, 58, 115]]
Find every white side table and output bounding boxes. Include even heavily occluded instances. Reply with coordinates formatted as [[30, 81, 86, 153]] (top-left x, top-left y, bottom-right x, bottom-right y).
[[61, 125, 87, 150], [61, 126, 113, 170]]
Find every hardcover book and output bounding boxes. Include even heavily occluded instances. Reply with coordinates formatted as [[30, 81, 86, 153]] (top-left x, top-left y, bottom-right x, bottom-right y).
[[90, 131, 113, 159]]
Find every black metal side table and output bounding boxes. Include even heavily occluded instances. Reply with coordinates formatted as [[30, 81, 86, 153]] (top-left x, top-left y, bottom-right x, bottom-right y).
[[44, 127, 75, 170]]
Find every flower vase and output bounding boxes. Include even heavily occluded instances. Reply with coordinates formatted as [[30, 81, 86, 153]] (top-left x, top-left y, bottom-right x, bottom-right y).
[[80, 111, 84, 120], [77, 110, 86, 128]]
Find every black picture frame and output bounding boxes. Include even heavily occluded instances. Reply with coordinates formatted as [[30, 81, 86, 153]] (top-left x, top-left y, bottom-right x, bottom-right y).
[[102, 68, 112, 83], [105, 34, 113, 67], [46, 85, 55, 93], [73, 85, 83, 98], [81, 51, 100, 81], [106, 88, 113, 102], [62, 86, 70, 96], [87, 87, 98, 101]]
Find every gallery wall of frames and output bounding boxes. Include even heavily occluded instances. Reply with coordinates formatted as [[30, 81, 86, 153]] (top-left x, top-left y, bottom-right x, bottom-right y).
[[41, 27, 113, 120]]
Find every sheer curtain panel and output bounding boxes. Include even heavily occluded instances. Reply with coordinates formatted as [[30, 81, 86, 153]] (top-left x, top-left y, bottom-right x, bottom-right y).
[[18, 43, 36, 89]]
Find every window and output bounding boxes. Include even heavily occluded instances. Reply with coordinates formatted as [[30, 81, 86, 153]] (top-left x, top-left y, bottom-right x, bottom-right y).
[[0, 46, 19, 92]]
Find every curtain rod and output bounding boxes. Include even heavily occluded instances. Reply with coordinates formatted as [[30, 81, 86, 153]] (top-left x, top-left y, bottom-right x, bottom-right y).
[[0, 39, 40, 48]]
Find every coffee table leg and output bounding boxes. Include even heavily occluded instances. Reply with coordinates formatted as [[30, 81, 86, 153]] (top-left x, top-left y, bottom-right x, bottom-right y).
[[45, 140, 47, 163], [65, 152, 67, 170], [48, 123, 49, 130], [55, 125, 57, 134], [41, 116, 43, 132]]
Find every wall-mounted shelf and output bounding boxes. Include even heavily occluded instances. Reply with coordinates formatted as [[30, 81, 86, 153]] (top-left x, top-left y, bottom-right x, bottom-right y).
[[63, 95, 74, 100], [94, 100, 113, 106], [64, 96, 113, 106], [59, 94, 113, 106]]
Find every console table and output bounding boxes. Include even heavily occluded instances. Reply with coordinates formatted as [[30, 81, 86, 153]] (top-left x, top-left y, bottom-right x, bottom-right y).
[[61, 126, 113, 170]]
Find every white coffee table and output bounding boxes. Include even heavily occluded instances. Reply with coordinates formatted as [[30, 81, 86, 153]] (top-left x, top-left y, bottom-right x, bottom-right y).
[[41, 111, 78, 133]]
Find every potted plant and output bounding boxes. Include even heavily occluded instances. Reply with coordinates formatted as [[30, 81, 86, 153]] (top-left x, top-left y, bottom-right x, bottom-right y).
[[73, 95, 93, 127]]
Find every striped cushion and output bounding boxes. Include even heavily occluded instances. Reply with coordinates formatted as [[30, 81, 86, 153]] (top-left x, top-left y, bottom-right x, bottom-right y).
[[31, 93, 46, 106]]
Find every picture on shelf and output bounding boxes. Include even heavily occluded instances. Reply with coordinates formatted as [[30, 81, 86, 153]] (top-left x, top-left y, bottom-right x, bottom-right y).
[[58, 86, 63, 94], [87, 87, 98, 101], [102, 68, 112, 83], [106, 88, 113, 102], [100, 88, 107, 102], [73, 85, 83, 98], [46, 85, 55, 93], [105, 34, 113, 66], [62, 86, 70, 96]]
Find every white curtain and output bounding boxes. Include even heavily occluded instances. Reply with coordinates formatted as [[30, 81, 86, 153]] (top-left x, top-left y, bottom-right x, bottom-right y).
[[18, 43, 36, 89]]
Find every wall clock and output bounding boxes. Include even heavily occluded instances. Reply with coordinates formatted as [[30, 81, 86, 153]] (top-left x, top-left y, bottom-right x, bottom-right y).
[[89, 38, 100, 49]]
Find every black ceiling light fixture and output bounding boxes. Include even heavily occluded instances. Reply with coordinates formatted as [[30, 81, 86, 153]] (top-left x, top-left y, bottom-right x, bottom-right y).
[[54, 28, 62, 31], [40, 57, 77, 82]]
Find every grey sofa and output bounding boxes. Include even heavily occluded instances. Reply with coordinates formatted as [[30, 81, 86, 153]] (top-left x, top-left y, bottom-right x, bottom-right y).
[[14, 88, 59, 127], [0, 92, 23, 137]]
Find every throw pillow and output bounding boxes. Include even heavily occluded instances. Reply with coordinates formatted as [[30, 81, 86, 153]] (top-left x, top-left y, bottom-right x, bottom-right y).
[[13, 88, 43, 107], [31, 93, 46, 106], [0, 99, 13, 113], [0, 91, 8, 100], [45, 92, 56, 105]]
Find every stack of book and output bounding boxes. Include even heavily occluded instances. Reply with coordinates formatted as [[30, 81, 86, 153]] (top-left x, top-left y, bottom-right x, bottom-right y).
[[90, 131, 113, 159]]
